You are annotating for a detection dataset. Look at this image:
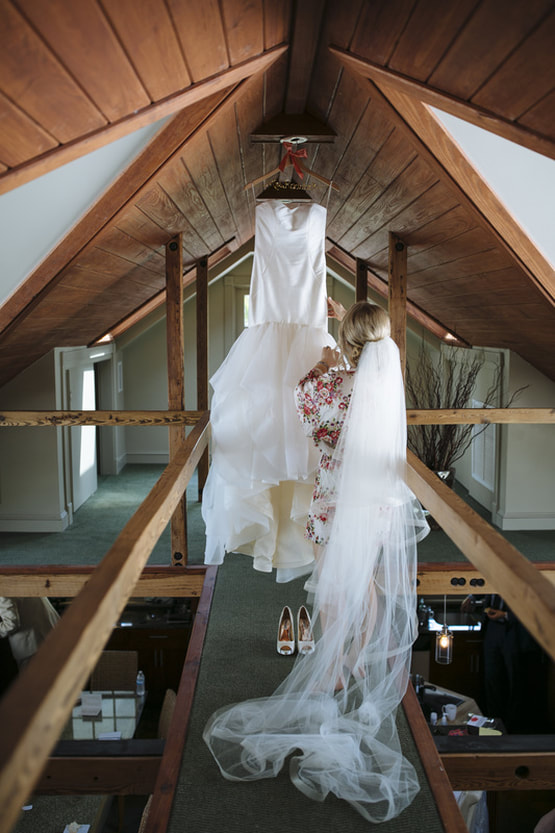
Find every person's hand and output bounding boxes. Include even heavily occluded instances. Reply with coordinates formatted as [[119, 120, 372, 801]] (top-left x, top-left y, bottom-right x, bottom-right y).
[[485, 607, 507, 622], [460, 595, 474, 613], [327, 297, 347, 321], [321, 346, 340, 368]]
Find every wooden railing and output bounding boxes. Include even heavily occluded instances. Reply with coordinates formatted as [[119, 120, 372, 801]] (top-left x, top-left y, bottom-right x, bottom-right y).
[[406, 449, 555, 661], [0, 413, 210, 833], [0, 405, 554, 831], [1, 406, 553, 427]]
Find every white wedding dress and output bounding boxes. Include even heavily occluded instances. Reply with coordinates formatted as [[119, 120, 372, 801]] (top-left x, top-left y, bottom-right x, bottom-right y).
[[202, 201, 334, 580]]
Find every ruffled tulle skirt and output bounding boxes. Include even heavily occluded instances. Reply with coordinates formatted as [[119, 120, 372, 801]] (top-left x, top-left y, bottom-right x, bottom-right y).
[[202, 321, 335, 579]]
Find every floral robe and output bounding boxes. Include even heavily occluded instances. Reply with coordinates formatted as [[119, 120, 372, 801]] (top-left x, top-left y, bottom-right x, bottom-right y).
[[294, 367, 355, 545]]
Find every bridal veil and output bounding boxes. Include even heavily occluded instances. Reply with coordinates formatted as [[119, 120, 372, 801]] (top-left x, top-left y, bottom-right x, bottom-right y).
[[204, 337, 429, 823]]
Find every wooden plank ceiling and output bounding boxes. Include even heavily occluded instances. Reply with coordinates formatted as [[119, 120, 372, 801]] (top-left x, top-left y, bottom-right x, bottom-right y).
[[0, 0, 553, 388]]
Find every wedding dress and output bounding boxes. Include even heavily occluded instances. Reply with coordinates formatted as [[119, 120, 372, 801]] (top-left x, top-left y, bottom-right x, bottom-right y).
[[204, 338, 430, 823], [202, 200, 334, 580]]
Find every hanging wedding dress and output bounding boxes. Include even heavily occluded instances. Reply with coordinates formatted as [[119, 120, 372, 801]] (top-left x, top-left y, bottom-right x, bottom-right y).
[[202, 200, 335, 580], [204, 338, 430, 823]]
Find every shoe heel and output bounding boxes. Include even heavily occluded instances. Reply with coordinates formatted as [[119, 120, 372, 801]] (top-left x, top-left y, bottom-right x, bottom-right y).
[[297, 605, 315, 655], [277, 606, 295, 655]]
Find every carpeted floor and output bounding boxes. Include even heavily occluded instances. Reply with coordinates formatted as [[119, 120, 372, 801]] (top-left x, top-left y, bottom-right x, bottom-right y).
[[168, 555, 447, 833], [0, 465, 552, 568], [0, 466, 205, 567]]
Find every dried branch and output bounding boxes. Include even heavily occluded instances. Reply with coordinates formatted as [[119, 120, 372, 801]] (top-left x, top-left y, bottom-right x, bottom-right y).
[[405, 345, 524, 471]]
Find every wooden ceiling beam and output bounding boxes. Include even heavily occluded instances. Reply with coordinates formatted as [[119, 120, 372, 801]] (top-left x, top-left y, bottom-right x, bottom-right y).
[[332, 51, 554, 306], [379, 87, 555, 305], [0, 45, 287, 196], [284, 0, 326, 114], [250, 112, 336, 142], [329, 46, 555, 161], [95, 236, 245, 344], [0, 55, 282, 341], [326, 246, 469, 346], [0, 90, 230, 338], [166, 235, 188, 566]]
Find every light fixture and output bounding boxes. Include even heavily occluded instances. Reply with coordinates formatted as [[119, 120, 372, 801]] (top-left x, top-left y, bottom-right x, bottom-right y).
[[434, 595, 453, 664], [281, 135, 308, 145]]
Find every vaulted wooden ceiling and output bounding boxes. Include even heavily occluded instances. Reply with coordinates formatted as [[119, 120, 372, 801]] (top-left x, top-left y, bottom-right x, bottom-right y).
[[0, 0, 554, 388]]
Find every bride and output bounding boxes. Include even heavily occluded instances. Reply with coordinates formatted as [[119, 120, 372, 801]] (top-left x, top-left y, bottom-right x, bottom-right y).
[[204, 300, 429, 823]]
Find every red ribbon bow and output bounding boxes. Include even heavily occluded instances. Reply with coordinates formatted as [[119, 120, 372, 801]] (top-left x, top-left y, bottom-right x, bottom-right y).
[[278, 142, 308, 179]]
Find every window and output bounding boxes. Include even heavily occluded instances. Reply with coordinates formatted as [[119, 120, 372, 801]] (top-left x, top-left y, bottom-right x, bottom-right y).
[[243, 294, 250, 328]]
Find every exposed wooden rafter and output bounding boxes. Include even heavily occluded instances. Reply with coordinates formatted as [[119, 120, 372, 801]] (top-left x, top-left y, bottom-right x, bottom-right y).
[[376, 87, 555, 304], [332, 51, 555, 307], [0, 90, 233, 336], [0, 56, 282, 343], [166, 235, 188, 566], [0, 46, 288, 196], [96, 238, 250, 344], [284, 0, 327, 114], [250, 112, 336, 142], [326, 246, 469, 346], [329, 46, 555, 161], [388, 232, 407, 377]]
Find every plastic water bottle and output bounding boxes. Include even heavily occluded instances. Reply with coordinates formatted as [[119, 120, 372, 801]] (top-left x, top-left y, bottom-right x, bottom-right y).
[[136, 670, 145, 697]]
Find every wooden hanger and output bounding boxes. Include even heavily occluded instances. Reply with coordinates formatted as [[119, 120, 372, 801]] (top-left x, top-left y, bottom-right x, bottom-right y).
[[244, 141, 339, 192]]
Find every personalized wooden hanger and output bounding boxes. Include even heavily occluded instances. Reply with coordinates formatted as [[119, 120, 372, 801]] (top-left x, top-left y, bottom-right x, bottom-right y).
[[244, 138, 339, 193]]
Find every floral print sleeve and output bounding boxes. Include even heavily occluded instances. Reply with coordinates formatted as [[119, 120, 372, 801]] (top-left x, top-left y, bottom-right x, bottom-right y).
[[295, 367, 354, 545], [294, 368, 353, 451]]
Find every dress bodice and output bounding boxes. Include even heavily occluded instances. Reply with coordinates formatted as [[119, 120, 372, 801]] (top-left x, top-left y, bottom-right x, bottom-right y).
[[248, 201, 327, 328]]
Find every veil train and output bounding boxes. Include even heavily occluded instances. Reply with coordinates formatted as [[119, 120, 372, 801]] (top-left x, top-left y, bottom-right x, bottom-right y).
[[203, 338, 429, 823]]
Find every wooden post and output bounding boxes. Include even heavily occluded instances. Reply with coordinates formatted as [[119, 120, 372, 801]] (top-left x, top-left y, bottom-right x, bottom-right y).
[[166, 235, 187, 566], [355, 257, 367, 302], [388, 232, 407, 378], [197, 256, 209, 500]]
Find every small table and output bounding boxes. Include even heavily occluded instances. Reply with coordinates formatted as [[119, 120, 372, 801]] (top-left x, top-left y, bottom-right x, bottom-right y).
[[61, 690, 145, 741]]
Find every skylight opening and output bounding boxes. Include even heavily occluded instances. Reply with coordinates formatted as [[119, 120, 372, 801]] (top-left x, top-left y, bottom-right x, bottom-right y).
[[431, 108, 555, 269]]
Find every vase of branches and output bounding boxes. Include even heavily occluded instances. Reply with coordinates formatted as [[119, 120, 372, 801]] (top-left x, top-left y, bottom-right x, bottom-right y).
[[405, 344, 521, 529]]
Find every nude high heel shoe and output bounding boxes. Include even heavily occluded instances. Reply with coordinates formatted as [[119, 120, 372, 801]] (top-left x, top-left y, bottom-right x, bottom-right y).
[[277, 606, 295, 655], [297, 605, 315, 655]]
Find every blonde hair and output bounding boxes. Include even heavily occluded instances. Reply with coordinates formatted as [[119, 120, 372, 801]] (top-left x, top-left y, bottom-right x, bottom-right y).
[[338, 302, 390, 368]]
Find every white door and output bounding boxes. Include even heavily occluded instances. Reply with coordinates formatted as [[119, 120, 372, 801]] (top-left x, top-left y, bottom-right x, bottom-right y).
[[68, 365, 98, 511]]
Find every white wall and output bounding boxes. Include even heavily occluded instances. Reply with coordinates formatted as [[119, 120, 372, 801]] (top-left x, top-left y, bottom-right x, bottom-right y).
[[452, 347, 504, 513], [0, 344, 120, 530], [121, 318, 170, 464], [118, 269, 230, 463], [0, 352, 68, 531], [494, 353, 555, 530]]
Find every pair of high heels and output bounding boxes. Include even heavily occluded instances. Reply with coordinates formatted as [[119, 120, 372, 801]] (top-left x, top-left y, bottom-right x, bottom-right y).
[[277, 605, 315, 656]]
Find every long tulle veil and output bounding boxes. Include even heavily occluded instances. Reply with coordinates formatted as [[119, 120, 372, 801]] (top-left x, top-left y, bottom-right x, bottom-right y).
[[203, 337, 429, 822]]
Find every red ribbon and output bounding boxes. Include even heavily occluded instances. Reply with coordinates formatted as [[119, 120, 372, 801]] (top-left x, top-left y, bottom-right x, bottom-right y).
[[278, 142, 308, 179]]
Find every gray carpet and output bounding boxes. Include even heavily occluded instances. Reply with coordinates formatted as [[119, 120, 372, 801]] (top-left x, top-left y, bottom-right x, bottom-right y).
[[13, 794, 108, 833], [168, 555, 446, 833], [0, 466, 552, 568], [0, 466, 205, 567]]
